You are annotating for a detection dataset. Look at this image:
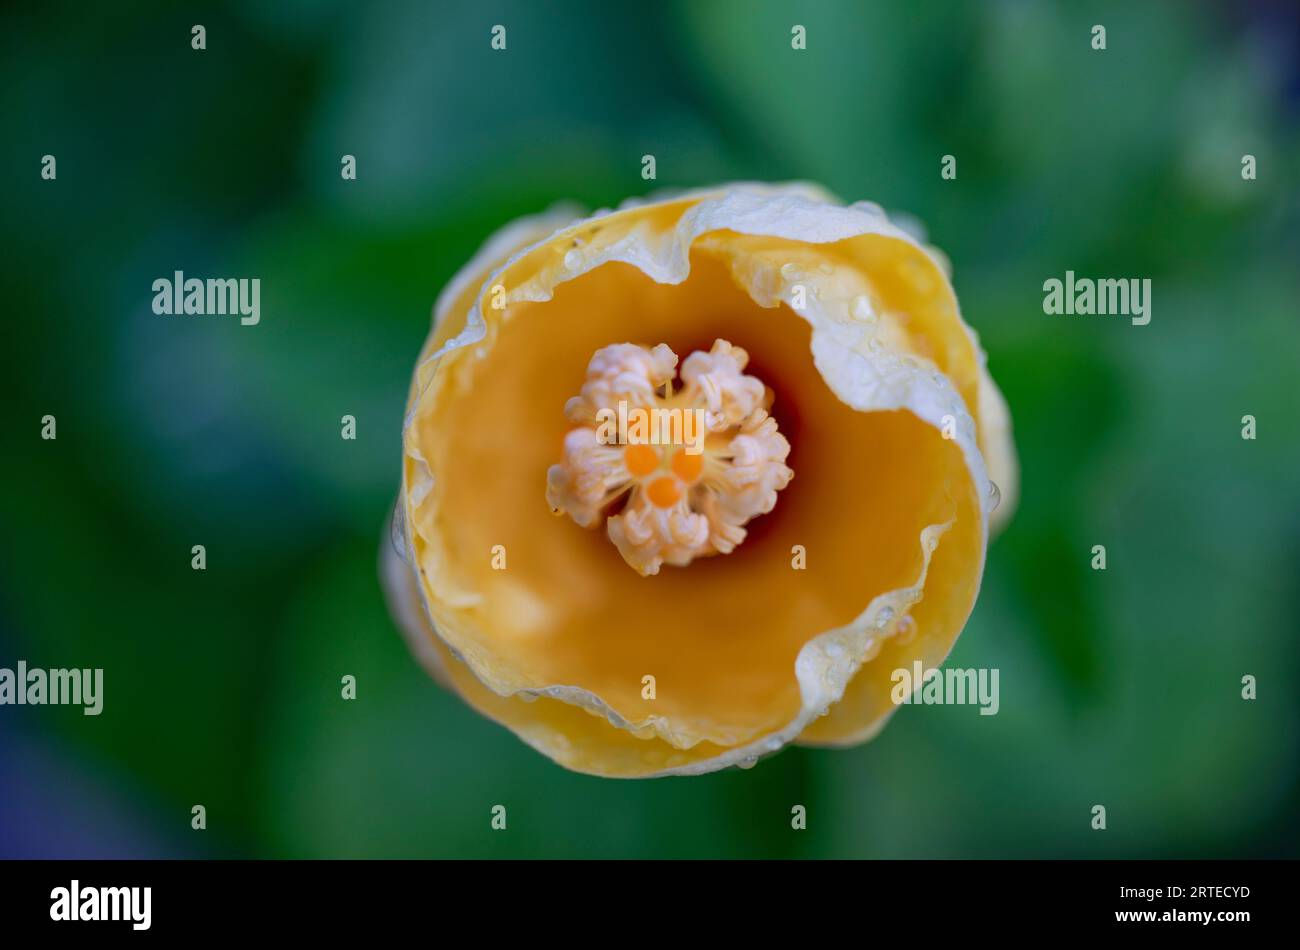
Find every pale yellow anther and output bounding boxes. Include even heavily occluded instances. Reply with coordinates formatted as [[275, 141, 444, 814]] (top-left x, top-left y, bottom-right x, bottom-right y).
[[546, 339, 794, 576]]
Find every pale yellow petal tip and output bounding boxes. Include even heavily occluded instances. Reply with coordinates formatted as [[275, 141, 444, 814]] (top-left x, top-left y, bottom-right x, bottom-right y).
[[547, 339, 793, 576], [978, 367, 1019, 534]]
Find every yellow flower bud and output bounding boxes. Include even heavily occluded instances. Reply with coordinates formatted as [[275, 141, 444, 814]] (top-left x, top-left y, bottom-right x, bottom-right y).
[[382, 183, 1018, 777]]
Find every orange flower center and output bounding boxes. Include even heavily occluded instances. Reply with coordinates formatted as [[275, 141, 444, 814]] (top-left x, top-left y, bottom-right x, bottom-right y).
[[623, 443, 660, 477], [670, 448, 704, 484], [646, 476, 682, 508]]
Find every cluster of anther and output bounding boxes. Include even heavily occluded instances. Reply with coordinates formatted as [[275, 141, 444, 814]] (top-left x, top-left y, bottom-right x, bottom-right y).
[[547, 339, 793, 576]]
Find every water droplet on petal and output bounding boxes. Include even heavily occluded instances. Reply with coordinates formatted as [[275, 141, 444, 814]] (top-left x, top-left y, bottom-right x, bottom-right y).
[[851, 294, 877, 323], [780, 262, 800, 280], [563, 249, 582, 271], [988, 480, 1002, 513], [875, 606, 895, 629]]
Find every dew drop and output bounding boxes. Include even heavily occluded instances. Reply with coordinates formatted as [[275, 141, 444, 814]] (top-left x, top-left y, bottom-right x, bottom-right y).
[[780, 262, 800, 280], [737, 755, 758, 770], [988, 480, 1002, 513], [563, 249, 582, 271], [875, 605, 895, 629], [851, 294, 877, 323]]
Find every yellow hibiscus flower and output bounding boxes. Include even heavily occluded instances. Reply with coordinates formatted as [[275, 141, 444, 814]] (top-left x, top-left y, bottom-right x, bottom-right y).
[[382, 182, 1018, 778]]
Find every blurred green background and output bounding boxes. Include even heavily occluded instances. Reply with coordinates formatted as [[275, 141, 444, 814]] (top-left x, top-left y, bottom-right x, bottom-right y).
[[2, 0, 1297, 858]]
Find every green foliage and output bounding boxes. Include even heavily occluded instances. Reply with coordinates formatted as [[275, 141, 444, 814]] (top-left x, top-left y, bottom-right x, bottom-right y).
[[1, 0, 1296, 857]]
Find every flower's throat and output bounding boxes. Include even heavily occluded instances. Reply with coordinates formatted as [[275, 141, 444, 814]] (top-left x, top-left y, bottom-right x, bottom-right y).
[[546, 339, 794, 576]]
